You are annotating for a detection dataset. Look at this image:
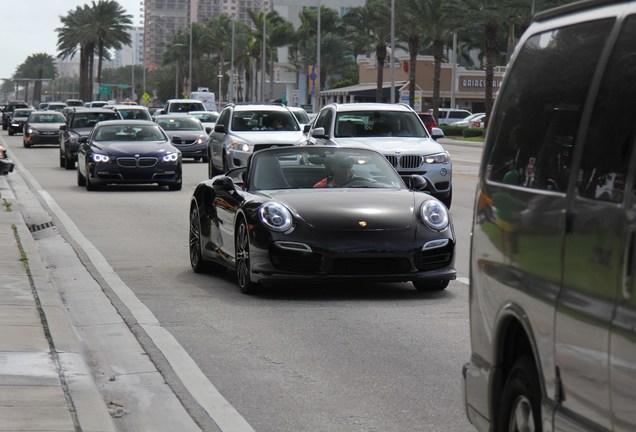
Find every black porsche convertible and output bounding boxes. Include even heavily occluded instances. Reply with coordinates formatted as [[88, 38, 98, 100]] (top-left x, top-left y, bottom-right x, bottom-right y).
[[189, 146, 456, 294]]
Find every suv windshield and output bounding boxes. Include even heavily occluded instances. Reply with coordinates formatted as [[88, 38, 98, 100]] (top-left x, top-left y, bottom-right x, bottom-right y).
[[335, 111, 427, 138], [72, 112, 120, 128], [231, 110, 300, 132]]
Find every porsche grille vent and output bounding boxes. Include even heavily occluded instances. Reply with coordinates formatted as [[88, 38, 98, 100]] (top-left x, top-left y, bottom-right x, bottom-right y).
[[116, 157, 158, 168]]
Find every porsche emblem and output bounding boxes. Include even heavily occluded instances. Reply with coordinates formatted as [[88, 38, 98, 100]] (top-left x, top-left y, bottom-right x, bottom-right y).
[[359, 221, 367, 227]]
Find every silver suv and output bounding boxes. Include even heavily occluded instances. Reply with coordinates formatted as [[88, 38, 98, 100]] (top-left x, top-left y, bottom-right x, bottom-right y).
[[464, 1, 636, 431], [307, 103, 452, 207], [206, 104, 306, 177]]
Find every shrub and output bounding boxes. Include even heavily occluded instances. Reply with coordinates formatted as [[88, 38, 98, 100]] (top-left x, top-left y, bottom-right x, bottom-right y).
[[439, 125, 465, 136], [463, 128, 485, 138]]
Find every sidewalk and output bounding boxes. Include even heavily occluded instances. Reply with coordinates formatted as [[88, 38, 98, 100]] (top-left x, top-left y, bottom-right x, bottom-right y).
[[0, 165, 209, 431], [0, 174, 116, 430]]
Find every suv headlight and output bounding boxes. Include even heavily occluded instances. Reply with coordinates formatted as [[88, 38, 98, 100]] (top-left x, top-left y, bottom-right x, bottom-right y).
[[230, 140, 250, 152], [420, 200, 449, 231], [260, 202, 293, 232], [424, 152, 450, 164], [27, 127, 38, 134]]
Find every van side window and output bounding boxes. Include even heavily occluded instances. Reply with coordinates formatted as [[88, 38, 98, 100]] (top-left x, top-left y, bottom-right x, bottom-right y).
[[486, 19, 614, 192], [578, 15, 636, 203]]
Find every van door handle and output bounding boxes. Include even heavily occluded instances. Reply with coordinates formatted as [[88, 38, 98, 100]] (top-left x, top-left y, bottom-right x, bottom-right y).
[[623, 230, 635, 300]]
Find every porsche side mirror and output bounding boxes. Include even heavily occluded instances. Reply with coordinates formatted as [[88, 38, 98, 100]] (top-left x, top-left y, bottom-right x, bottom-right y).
[[407, 174, 428, 192], [213, 176, 236, 193]]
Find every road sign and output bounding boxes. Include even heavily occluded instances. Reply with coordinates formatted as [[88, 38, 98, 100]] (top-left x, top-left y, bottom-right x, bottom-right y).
[[99, 85, 110, 95]]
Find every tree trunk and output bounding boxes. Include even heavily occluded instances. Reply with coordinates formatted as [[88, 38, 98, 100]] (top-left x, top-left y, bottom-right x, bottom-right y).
[[432, 38, 444, 123], [375, 43, 387, 102], [484, 21, 498, 128], [408, 36, 418, 108]]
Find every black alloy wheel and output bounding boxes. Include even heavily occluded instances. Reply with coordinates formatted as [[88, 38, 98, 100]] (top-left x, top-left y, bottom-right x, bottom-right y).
[[64, 150, 74, 170], [85, 164, 97, 191], [235, 219, 258, 294], [189, 206, 223, 273], [498, 355, 542, 432], [77, 166, 86, 186]]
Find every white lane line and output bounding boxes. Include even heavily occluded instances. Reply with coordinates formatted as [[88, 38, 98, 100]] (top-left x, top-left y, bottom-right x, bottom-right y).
[[17, 162, 255, 432], [456, 277, 470, 286]]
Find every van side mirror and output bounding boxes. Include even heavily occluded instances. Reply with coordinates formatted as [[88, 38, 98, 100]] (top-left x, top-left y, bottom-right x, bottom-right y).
[[214, 124, 226, 133]]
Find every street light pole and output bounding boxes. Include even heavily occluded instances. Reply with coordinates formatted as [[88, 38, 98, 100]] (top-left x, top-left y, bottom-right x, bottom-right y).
[[188, 0, 193, 97], [390, 0, 395, 103], [313, 0, 321, 113], [261, 14, 266, 103]]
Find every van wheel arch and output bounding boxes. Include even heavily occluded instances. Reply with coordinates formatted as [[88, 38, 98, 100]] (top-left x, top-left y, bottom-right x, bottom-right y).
[[492, 316, 542, 426]]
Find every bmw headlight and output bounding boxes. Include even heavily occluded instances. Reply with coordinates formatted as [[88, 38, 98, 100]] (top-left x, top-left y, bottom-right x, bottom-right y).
[[424, 152, 450, 164], [163, 152, 179, 162], [91, 154, 110, 163], [260, 202, 293, 232], [420, 200, 449, 231], [230, 140, 250, 152]]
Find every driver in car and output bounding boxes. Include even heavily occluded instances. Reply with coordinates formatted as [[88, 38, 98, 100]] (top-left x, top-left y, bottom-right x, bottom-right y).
[[313, 155, 355, 188]]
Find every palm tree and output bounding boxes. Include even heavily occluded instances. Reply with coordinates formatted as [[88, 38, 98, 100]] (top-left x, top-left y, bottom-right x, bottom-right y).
[[14, 54, 58, 105], [57, 5, 95, 101], [443, 0, 528, 124], [343, 0, 391, 102], [89, 0, 132, 87], [396, 0, 457, 121]]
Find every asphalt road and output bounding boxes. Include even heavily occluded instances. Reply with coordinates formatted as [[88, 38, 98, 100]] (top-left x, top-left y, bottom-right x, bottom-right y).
[[1, 131, 482, 432]]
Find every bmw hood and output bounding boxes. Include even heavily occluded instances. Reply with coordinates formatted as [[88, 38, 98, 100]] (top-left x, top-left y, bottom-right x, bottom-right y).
[[94, 142, 176, 156], [265, 189, 419, 230], [334, 137, 444, 155]]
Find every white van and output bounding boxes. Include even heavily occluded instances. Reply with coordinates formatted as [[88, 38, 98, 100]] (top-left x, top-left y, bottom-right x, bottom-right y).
[[463, 1, 636, 431], [429, 108, 471, 125], [190, 90, 217, 111]]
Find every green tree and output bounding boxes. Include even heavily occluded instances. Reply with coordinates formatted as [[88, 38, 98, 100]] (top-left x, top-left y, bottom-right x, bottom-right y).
[[56, 4, 95, 101], [343, 0, 391, 102], [90, 0, 133, 86], [443, 0, 528, 124], [14, 53, 58, 105]]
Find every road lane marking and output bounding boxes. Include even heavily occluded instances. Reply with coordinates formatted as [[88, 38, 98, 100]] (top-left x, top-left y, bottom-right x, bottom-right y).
[[15, 160, 255, 432]]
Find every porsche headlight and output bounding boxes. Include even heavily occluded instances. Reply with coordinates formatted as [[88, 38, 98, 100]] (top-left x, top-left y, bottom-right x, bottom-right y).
[[420, 200, 449, 231], [163, 152, 179, 162], [91, 154, 110, 163], [260, 202, 293, 232], [424, 152, 450, 164], [230, 140, 250, 152]]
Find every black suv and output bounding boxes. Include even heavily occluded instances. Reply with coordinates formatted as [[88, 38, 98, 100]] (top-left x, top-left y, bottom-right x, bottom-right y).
[[2, 101, 30, 130], [59, 108, 121, 169]]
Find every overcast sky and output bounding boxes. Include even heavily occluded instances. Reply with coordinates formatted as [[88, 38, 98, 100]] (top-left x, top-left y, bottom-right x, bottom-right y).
[[0, 0, 140, 81]]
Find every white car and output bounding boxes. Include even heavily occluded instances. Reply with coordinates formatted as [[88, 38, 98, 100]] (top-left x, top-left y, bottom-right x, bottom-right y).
[[307, 102, 452, 208], [188, 111, 219, 132], [206, 104, 306, 177], [449, 112, 485, 127]]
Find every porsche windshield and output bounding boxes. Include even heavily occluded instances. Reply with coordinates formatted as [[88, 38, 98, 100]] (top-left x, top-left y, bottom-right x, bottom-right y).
[[248, 148, 405, 191]]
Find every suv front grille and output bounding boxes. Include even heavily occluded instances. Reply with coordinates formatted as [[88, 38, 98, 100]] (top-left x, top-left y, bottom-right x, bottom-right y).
[[383, 155, 423, 169]]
